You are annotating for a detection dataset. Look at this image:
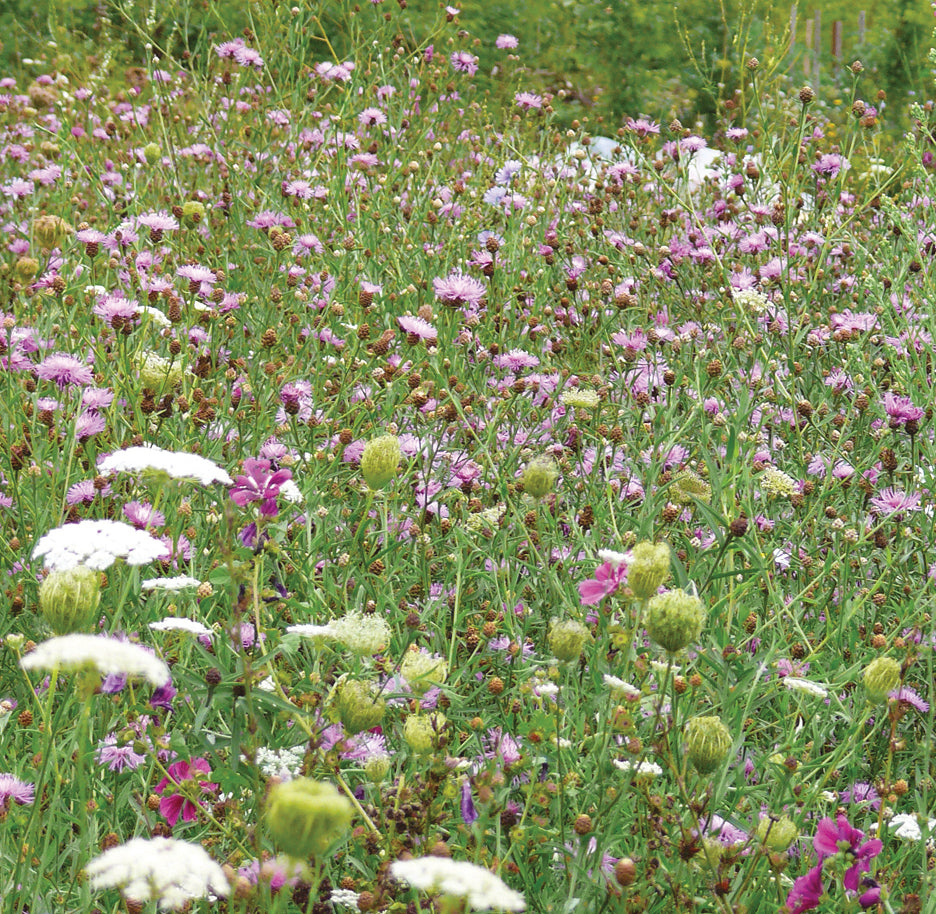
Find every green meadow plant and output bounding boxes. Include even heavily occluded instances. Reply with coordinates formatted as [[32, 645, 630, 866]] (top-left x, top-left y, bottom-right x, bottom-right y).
[[0, 2, 936, 913]]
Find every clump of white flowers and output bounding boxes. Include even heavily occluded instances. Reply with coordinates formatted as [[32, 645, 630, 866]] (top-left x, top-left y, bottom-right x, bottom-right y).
[[20, 634, 171, 687], [98, 444, 233, 486], [390, 857, 526, 912]]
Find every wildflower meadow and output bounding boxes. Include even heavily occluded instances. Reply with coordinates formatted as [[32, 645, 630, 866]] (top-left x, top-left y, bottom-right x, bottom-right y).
[[2, 1, 936, 912]]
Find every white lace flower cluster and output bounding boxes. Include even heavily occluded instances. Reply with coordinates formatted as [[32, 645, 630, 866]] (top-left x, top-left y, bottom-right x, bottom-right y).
[[86, 837, 229, 911], [20, 634, 171, 687], [33, 519, 169, 571], [287, 611, 391, 655], [98, 443, 233, 486], [390, 857, 526, 911]]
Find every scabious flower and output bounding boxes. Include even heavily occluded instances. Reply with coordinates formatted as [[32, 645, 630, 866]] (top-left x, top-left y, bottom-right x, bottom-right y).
[[496, 34, 519, 49], [98, 444, 233, 486], [390, 857, 526, 912], [33, 519, 169, 571], [20, 634, 171, 687], [86, 837, 229, 911], [155, 758, 218, 827], [230, 458, 293, 516]]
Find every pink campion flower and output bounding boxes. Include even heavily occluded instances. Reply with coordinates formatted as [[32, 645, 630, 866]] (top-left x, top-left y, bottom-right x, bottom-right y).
[[155, 758, 217, 827], [813, 814, 882, 891], [230, 458, 293, 517], [578, 553, 629, 605]]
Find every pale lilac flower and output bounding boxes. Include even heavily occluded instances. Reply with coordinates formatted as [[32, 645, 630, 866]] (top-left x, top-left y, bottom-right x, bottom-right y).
[[869, 487, 920, 517], [96, 735, 146, 772], [0, 772, 35, 810], [450, 51, 479, 76], [515, 92, 542, 110], [398, 315, 437, 341], [35, 352, 94, 388], [496, 34, 519, 49], [433, 269, 486, 308]]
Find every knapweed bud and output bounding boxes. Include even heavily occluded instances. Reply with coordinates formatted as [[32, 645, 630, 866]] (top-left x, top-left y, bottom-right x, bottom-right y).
[[33, 214, 73, 251], [399, 650, 448, 695], [521, 455, 559, 499], [403, 712, 446, 755], [360, 434, 401, 490], [627, 542, 670, 601], [39, 566, 101, 635], [336, 679, 386, 734], [143, 142, 161, 164], [863, 656, 900, 703], [646, 588, 706, 654], [755, 815, 798, 852], [686, 716, 732, 775], [181, 200, 206, 226], [265, 778, 353, 859], [548, 618, 591, 662]]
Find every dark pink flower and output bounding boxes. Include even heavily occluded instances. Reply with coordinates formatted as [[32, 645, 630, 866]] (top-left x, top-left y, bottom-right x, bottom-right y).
[[578, 560, 628, 605], [813, 815, 882, 891], [786, 863, 824, 914], [230, 458, 293, 517], [154, 757, 217, 827]]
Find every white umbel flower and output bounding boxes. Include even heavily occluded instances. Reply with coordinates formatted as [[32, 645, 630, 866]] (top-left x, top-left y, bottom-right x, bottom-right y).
[[142, 575, 202, 592], [287, 612, 390, 655], [98, 444, 233, 486], [33, 519, 169, 571], [256, 744, 306, 780], [783, 677, 829, 699], [391, 857, 526, 912], [149, 618, 212, 636], [86, 836, 229, 911], [21, 634, 171, 687], [613, 758, 664, 778]]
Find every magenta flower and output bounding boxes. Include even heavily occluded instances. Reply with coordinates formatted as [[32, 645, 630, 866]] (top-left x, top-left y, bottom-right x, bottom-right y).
[[0, 772, 35, 811], [155, 758, 217, 827], [578, 560, 628, 606], [869, 487, 921, 518], [883, 392, 924, 428], [813, 815, 882, 891], [230, 458, 293, 517], [785, 863, 824, 914]]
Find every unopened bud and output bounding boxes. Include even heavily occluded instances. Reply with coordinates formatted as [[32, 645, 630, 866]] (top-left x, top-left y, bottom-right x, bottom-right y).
[[863, 656, 900, 703], [646, 588, 706, 654], [548, 618, 591, 662], [360, 434, 401, 490], [336, 680, 386, 734], [264, 778, 353, 858], [39, 566, 101, 635], [686, 715, 732, 775], [627, 542, 670, 600]]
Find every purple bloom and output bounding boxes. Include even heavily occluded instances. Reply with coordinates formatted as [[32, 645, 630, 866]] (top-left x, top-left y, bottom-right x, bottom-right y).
[[496, 34, 519, 49], [813, 815, 882, 892], [450, 51, 478, 75], [869, 487, 920, 518], [35, 352, 94, 388], [230, 458, 293, 517], [890, 686, 929, 712], [155, 758, 217, 828], [786, 864, 824, 914], [0, 772, 35, 810], [883, 392, 924, 428], [460, 779, 478, 825], [433, 269, 486, 309], [398, 314, 437, 341], [96, 735, 146, 772], [123, 500, 166, 531]]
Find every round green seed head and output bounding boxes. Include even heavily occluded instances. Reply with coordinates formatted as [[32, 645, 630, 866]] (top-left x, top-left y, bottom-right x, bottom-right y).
[[548, 618, 592, 663], [627, 542, 670, 601], [521, 456, 559, 500], [403, 712, 446, 755], [360, 434, 401, 490], [399, 651, 448, 695], [686, 716, 732, 775], [863, 656, 900, 703], [265, 778, 353, 859], [336, 679, 386, 735], [143, 142, 162, 164], [33, 214, 73, 251], [646, 588, 706, 654], [755, 815, 798, 851], [39, 566, 101, 635]]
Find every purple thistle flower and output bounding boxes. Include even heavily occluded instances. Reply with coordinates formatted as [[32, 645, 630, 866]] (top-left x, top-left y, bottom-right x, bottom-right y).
[[869, 487, 920, 518], [450, 51, 478, 75], [0, 773, 35, 811], [96, 735, 146, 772]]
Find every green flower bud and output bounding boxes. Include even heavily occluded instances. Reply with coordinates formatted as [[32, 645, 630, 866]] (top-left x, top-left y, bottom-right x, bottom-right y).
[[181, 200, 206, 226], [399, 650, 448, 695], [646, 588, 706, 654], [627, 542, 670, 601], [137, 352, 185, 392], [863, 656, 900, 703], [360, 434, 401, 491], [336, 679, 385, 735], [265, 778, 353, 859], [403, 712, 446, 755], [14, 257, 40, 283], [548, 618, 591, 663], [686, 716, 732, 775], [521, 455, 559, 500], [33, 214, 73, 251], [143, 142, 162, 164], [364, 753, 391, 783], [755, 815, 798, 852], [700, 837, 725, 867], [671, 468, 711, 505], [39, 566, 101, 635]]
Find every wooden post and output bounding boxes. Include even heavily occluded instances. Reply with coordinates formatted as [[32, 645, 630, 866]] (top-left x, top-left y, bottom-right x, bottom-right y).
[[832, 20, 842, 63]]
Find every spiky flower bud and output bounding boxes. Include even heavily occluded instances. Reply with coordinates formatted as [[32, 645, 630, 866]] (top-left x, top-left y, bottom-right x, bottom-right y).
[[360, 434, 401, 491], [863, 656, 900, 703], [403, 712, 446, 755], [686, 716, 732, 775], [33, 215, 73, 251], [14, 257, 40, 283], [799, 85, 816, 105], [755, 815, 798, 851], [265, 778, 352, 859], [548, 618, 591, 662], [670, 468, 711, 505], [336, 680, 386, 734], [143, 142, 161, 164], [39, 566, 101, 635], [399, 651, 448, 695], [627, 542, 670, 601], [521, 456, 559, 500], [646, 588, 706, 654]]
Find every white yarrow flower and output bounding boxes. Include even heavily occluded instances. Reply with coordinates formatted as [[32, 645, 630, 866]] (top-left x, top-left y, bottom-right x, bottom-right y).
[[256, 744, 306, 780], [613, 758, 663, 778], [148, 618, 212, 636], [783, 677, 829, 699], [86, 836, 229, 911], [21, 634, 171, 686], [391, 857, 526, 912], [142, 575, 202, 592], [603, 674, 641, 698], [330, 888, 362, 908], [33, 519, 169, 571], [98, 444, 233, 486], [885, 813, 936, 843]]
